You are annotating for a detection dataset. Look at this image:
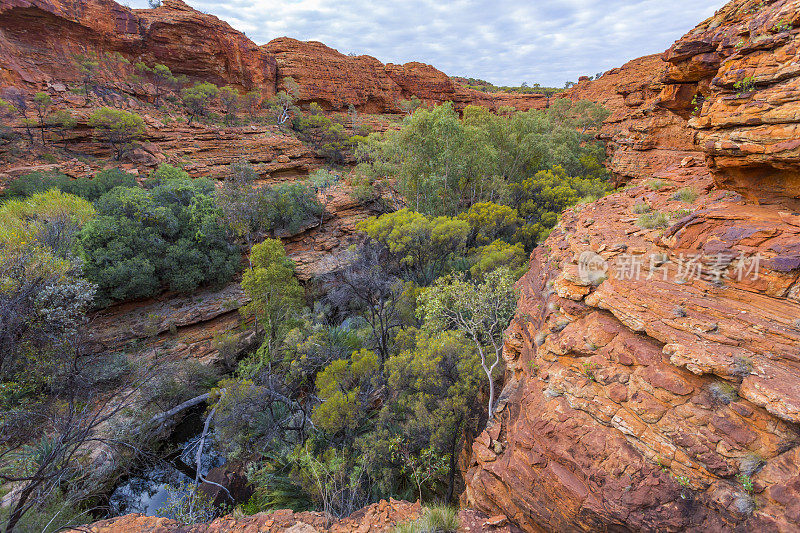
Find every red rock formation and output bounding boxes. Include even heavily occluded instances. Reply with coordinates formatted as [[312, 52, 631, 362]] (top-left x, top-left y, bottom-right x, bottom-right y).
[[265, 37, 546, 113], [70, 500, 422, 532], [465, 1, 800, 531], [660, 0, 800, 208], [0, 0, 276, 90], [564, 54, 703, 184]]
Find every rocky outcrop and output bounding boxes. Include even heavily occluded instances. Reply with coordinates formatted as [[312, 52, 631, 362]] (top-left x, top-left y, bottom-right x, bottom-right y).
[[660, 0, 800, 208], [73, 500, 421, 532], [465, 1, 800, 531], [265, 37, 547, 113], [564, 54, 703, 184], [0, 0, 276, 90]]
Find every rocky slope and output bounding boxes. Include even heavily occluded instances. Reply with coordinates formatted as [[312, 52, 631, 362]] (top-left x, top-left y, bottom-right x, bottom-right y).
[[465, 0, 800, 531]]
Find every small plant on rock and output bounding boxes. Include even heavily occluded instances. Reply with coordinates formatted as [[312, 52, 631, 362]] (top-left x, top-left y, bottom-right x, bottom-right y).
[[647, 179, 668, 191], [636, 211, 670, 229], [672, 187, 698, 203], [581, 362, 599, 381], [734, 76, 756, 95], [632, 201, 652, 214], [709, 380, 738, 405], [737, 473, 754, 494]]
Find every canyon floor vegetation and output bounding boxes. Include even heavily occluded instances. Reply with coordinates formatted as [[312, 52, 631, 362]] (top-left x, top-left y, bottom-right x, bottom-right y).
[[0, 68, 609, 529]]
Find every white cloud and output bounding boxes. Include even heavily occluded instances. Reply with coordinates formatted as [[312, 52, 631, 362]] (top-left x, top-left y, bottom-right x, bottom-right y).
[[130, 0, 726, 86]]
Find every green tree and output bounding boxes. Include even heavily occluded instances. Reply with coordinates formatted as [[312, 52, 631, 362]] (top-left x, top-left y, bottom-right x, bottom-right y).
[[45, 110, 77, 147], [73, 53, 100, 95], [417, 267, 518, 418], [309, 168, 339, 227], [357, 208, 469, 285], [380, 328, 483, 501], [240, 239, 305, 368], [181, 82, 219, 125], [312, 348, 379, 435], [267, 77, 300, 127], [31, 92, 52, 145], [240, 91, 262, 120], [0, 87, 34, 145], [88, 107, 145, 159], [219, 85, 239, 125], [151, 63, 177, 106]]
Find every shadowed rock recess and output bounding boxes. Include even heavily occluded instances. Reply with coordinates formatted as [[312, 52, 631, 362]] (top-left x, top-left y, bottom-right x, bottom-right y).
[[3, 0, 800, 530], [465, 0, 800, 531]]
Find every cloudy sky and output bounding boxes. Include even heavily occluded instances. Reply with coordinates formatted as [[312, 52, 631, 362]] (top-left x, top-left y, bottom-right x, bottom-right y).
[[129, 0, 726, 87]]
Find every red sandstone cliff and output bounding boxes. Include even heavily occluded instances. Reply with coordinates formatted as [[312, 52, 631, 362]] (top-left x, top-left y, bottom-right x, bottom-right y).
[[465, 1, 800, 531], [0, 0, 544, 112], [264, 37, 546, 113], [0, 0, 276, 90]]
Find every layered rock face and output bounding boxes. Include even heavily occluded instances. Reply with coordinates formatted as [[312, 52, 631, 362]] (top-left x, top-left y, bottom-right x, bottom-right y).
[[0, 0, 276, 90], [0, 0, 545, 112], [265, 37, 547, 113], [660, 0, 800, 208], [565, 54, 703, 185], [466, 1, 800, 531]]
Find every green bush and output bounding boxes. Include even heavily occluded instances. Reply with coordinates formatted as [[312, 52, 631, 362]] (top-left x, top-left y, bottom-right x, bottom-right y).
[[2, 168, 137, 200], [79, 166, 238, 305], [636, 212, 670, 229], [672, 187, 698, 203]]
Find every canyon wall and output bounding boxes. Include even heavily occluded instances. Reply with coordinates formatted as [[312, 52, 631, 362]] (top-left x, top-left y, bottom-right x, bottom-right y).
[[0, 0, 542, 112], [265, 37, 547, 113], [0, 0, 276, 90], [465, 0, 800, 531]]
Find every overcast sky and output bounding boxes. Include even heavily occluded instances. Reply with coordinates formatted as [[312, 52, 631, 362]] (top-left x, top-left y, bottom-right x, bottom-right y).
[[129, 0, 726, 87]]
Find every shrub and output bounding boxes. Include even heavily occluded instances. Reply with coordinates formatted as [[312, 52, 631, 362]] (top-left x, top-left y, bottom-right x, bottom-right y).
[[79, 168, 239, 305], [632, 201, 652, 214], [672, 187, 698, 203], [647, 179, 667, 191], [181, 82, 219, 124], [636, 212, 670, 229], [393, 506, 460, 533], [2, 168, 137, 200], [708, 380, 738, 405]]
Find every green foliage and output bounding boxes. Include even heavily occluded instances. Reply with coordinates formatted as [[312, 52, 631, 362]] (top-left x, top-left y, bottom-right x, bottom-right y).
[[737, 473, 754, 494], [2, 169, 137, 201], [181, 82, 219, 124], [418, 268, 518, 417], [734, 76, 756, 94], [240, 239, 305, 372], [88, 107, 145, 159], [294, 104, 358, 164], [672, 187, 698, 203], [219, 85, 240, 125], [393, 505, 460, 533], [79, 167, 238, 305], [312, 349, 379, 435], [632, 201, 652, 214], [357, 101, 609, 218], [636, 211, 670, 229], [357, 208, 470, 284]]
